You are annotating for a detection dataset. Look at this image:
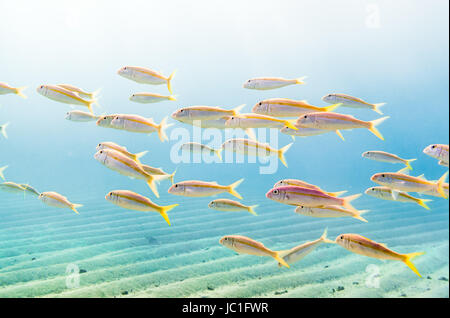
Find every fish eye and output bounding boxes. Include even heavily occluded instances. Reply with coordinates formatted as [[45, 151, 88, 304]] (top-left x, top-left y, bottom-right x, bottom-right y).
[[273, 189, 279, 195], [180, 109, 183, 112], [259, 102, 262, 105], [340, 235, 344, 240], [40, 85, 44, 89], [174, 184, 178, 188], [432, 145, 436, 149], [247, 80, 251, 82], [381, 174, 385, 178], [100, 150, 103, 154]]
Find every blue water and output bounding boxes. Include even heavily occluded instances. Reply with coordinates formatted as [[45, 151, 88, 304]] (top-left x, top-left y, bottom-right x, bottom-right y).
[[0, 0, 448, 297]]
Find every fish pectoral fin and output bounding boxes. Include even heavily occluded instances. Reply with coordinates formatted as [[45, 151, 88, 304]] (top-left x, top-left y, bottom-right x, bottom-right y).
[[391, 190, 399, 200], [396, 167, 410, 175], [335, 130, 345, 141]]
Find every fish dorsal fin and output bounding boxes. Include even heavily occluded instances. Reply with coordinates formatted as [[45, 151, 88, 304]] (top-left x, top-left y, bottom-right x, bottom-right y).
[[397, 167, 410, 175], [147, 117, 154, 122], [379, 243, 388, 248], [417, 174, 426, 180], [299, 100, 309, 104], [209, 181, 219, 185]]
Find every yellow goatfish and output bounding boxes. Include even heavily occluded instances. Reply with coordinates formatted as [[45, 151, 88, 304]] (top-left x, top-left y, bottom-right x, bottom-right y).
[[225, 113, 298, 130], [0, 165, 8, 180], [141, 165, 177, 184], [222, 138, 292, 168], [423, 183, 449, 198], [110, 115, 173, 142], [274, 179, 347, 197], [0, 182, 26, 194], [171, 104, 245, 121], [365, 186, 432, 210], [117, 66, 176, 94], [180, 142, 223, 161], [423, 144, 449, 167], [168, 179, 244, 199], [322, 93, 386, 114], [130, 92, 176, 104], [280, 125, 333, 141], [0, 122, 9, 139], [38, 191, 82, 214], [243, 76, 306, 90], [219, 235, 290, 268], [96, 114, 124, 129], [57, 84, 100, 100], [0, 82, 27, 98], [105, 190, 178, 226], [65, 110, 100, 122], [253, 98, 341, 117], [37, 84, 97, 114], [295, 205, 369, 222], [297, 112, 390, 141], [94, 149, 162, 197], [362, 151, 416, 170], [277, 228, 335, 267], [96, 141, 148, 164], [335, 233, 425, 277], [371, 169, 448, 199], [208, 199, 258, 216]]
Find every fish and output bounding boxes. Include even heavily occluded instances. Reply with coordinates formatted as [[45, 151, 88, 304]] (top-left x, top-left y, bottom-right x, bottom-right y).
[[335, 233, 424, 277], [96, 114, 124, 129], [105, 190, 178, 226], [96, 142, 148, 164], [171, 104, 245, 121], [219, 235, 290, 268], [0, 182, 26, 194], [141, 165, 177, 184], [0, 122, 9, 139], [277, 228, 335, 267], [36, 84, 97, 114], [130, 92, 176, 104], [117, 66, 176, 94], [0, 82, 27, 98], [208, 199, 258, 216], [65, 110, 100, 122], [266, 186, 362, 212], [280, 125, 332, 141], [365, 186, 432, 210], [322, 93, 386, 114], [273, 179, 347, 197], [0, 166, 7, 180], [94, 149, 162, 197], [180, 142, 222, 161], [371, 169, 448, 199], [295, 205, 369, 222], [38, 191, 82, 214], [423, 144, 449, 166], [20, 184, 40, 196], [243, 76, 306, 90], [56, 84, 101, 100], [221, 138, 292, 168], [439, 161, 449, 167], [297, 112, 390, 141], [362, 151, 416, 170], [422, 183, 449, 198], [252, 98, 341, 117], [225, 113, 298, 130], [110, 115, 173, 142], [168, 179, 244, 199]]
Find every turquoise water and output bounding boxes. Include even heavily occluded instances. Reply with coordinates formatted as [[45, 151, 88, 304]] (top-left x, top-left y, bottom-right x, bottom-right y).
[[0, 0, 448, 297]]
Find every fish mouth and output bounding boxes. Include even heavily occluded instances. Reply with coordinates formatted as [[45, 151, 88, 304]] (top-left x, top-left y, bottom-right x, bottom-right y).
[[370, 175, 377, 182], [265, 190, 272, 199]]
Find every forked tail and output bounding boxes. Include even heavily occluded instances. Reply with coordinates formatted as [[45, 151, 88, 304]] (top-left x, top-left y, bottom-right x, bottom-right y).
[[227, 178, 244, 200], [0, 122, 9, 139], [402, 252, 425, 277], [273, 251, 290, 268], [372, 103, 386, 115], [0, 165, 8, 180], [319, 228, 336, 244], [15, 87, 27, 99], [342, 193, 362, 213], [436, 171, 448, 199], [167, 70, 176, 94], [71, 204, 83, 214], [368, 116, 389, 140], [404, 158, 417, 170], [157, 117, 173, 142], [278, 143, 293, 168], [158, 204, 179, 226], [147, 177, 160, 198]]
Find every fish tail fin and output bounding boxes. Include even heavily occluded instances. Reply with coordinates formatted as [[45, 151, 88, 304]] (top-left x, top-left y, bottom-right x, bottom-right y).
[[168, 95, 177, 101], [285, 120, 298, 130], [273, 251, 290, 268], [335, 130, 345, 141], [0, 165, 8, 181], [215, 148, 223, 161], [342, 193, 362, 212], [405, 158, 417, 170], [91, 88, 102, 100], [324, 103, 342, 112], [227, 178, 244, 200], [232, 104, 246, 115], [248, 205, 258, 216], [290, 134, 296, 142], [416, 198, 432, 210], [157, 116, 173, 142], [86, 100, 96, 114], [372, 103, 386, 115], [368, 116, 390, 140], [15, 86, 27, 99], [320, 227, 335, 244], [402, 252, 425, 277], [278, 143, 293, 168], [1, 122, 9, 139], [295, 76, 307, 85], [353, 210, 370, 222], [436, 171, 448, 199], [71, 204, 83, 214], [167, 70, 176, 94], [147, 177, 160, 198], [327, 190, 347, 197], [133, 150, 149, 164], [159, 204, 178, 226]]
